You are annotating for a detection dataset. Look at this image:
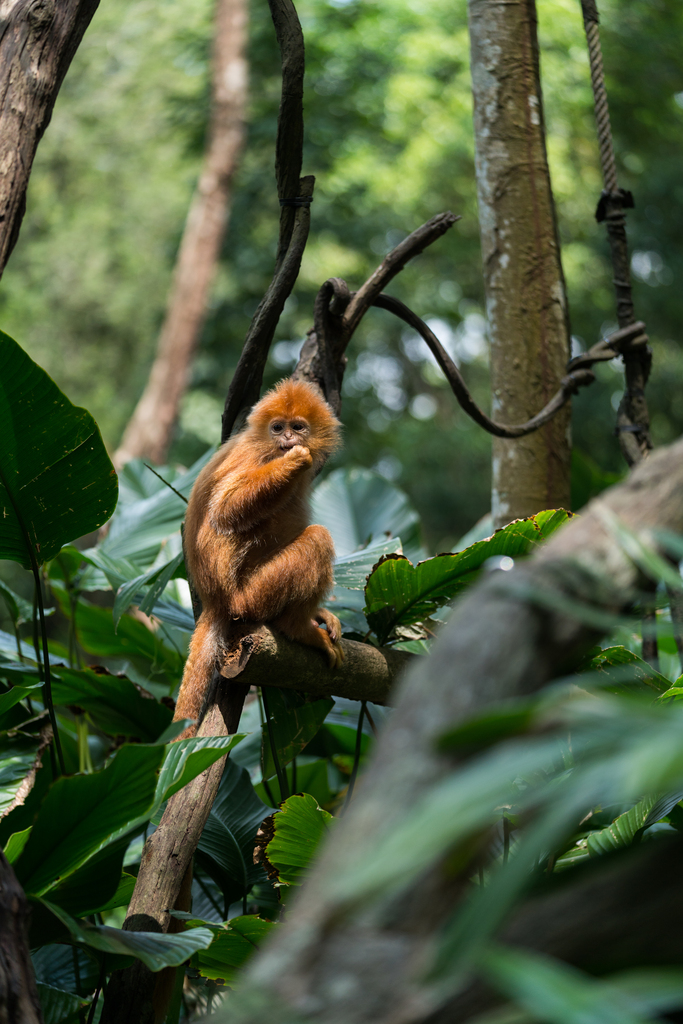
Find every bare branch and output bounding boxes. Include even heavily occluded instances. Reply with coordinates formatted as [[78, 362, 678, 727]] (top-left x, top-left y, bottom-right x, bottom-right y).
[[293, 212, 460, 405], [217, 625, 410, 706], [373, 293, 594, 438]]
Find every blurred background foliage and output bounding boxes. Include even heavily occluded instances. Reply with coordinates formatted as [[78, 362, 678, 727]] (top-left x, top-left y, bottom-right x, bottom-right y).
[[0, 0, 681, 552]]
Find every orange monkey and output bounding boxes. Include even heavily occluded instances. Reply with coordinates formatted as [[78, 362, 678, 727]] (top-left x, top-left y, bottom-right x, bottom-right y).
[[174, 379, 344, 735]]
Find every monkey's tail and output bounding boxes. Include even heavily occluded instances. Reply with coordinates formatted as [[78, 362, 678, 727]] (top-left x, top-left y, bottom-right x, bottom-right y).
[[173, 611, 222, 740]]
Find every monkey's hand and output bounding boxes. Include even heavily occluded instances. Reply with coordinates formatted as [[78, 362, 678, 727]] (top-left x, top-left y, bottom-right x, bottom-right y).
[[315, 609, 345, 668], [284, 444, 313, 470]]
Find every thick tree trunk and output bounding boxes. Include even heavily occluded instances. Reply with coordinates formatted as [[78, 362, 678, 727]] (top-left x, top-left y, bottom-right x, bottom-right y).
[[0, 851, 43, 1024], [217, 435, 683, 1024], [114, 0, 247, 467], [0, 0, 100, 277], [468, 0, 571, 528]]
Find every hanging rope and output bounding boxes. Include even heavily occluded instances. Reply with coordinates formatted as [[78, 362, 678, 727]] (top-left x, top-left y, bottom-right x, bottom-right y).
[[580, 0, 652, 466]]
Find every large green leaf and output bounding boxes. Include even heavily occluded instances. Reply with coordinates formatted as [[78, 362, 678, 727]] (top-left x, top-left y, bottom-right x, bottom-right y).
[[50, 665, 173, 741], [156, 733, 243, 803], [99, 450, 212, 567], [36, 982, 83, 1024], [264, 793, 336, 886], [581, 646, 670, 696], [0, 332, 118, 568], [333, 536, 403, 589], [196, 759, 274, 908], [45, 835, 130, 917], [585, 792, 683, 856], [51, 590, 184, 685], [13, 743, 165, 896], [42, 900, 214, 972], [14, 735, 237, 898], [364, 509, 572, 642], [112, 550, 186, 629], [191, 915, 276, 983], [261, 691, 334, 780], [312, 467, 423, 560]]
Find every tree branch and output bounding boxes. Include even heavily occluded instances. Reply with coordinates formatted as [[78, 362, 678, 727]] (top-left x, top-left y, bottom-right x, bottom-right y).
[[292, 212, 460, 408], [217, 625, 410, 706]]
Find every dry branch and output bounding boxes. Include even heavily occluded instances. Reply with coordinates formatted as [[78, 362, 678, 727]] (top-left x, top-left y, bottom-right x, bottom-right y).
[[219, 435, 683, 1024], [0, 0, 101, 277], [218, 625, 410, 705]]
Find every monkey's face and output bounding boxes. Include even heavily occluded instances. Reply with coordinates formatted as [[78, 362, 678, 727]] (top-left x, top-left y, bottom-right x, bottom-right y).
[[268, 417, 310, 453]]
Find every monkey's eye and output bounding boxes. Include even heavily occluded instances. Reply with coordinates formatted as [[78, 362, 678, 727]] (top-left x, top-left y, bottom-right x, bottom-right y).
[[291, 422, 306, 432], [271, 422, 284, 433]]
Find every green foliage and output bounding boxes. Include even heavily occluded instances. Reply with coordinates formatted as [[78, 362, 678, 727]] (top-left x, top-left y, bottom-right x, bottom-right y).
[[0, 332, 117, 569], [364, 509, 572, 644], [262, 792, 336, 887], [190, 915, 277, 984]]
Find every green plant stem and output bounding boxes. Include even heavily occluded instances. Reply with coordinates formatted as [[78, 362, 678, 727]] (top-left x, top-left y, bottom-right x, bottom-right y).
[[30, 559, 65, 775], [503, 816, 510, 865], [343, 700, 366, 812], [143, 463, 188, 503], [31, 586, 42, 671], [261, 686, 289, 801]]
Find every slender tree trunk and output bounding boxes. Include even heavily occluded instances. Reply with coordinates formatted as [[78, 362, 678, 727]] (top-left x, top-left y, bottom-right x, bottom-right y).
[[114, 0, 248, 468], [0, 852, 43, 1023], [468, 0, 571, 529], [0, 0, 100, 278]]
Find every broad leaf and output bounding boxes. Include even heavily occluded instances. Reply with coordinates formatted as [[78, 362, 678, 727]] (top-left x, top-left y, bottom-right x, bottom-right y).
[[4, 825, 32, 862], [13, 743, 165, 895], [264, 792, 335, 886], [261, 692, 334, 780], [156, 733, 244, 803], [333, 536, 403, 589], [100, 449, 212, 567], [51, 666, 173, 741], [364, 509, 572, 642], [0, 332, 118, 568], [312, 467, 423, 560], [196, 759, 275, 908], [113, 551, 185, 629], [581, 646, 670, 696], [42, 900, 214, 972], [51, 591, 184, 685], [37, 982, 83, 1024], [586, 792, 683, 856], [191, 915, 276, 983]]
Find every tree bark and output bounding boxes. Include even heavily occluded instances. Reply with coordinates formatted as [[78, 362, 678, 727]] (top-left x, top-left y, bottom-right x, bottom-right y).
[[218, 435, 683, 1024], [468, 0, 572, 529], [0, 0, 101, 278], [114, 0, 248, 467], [0, 851, 43, 1024]]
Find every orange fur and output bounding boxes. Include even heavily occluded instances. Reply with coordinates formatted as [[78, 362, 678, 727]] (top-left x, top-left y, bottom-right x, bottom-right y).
[[174, 380, 343, 736]]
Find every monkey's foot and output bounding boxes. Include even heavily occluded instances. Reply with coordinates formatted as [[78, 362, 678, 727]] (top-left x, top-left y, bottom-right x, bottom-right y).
[[315, 609, 345, 668]]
